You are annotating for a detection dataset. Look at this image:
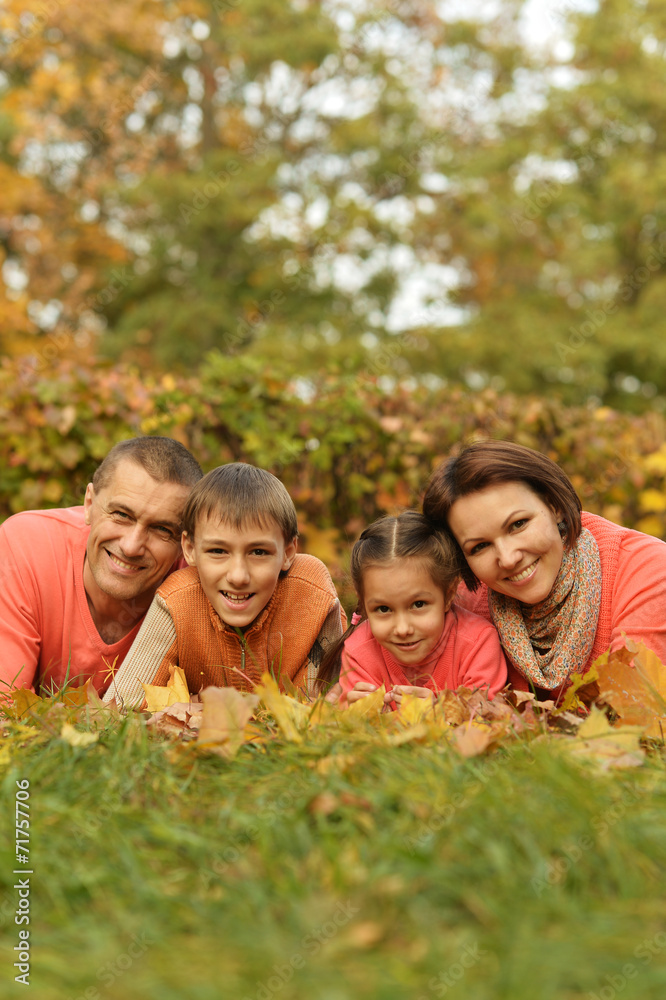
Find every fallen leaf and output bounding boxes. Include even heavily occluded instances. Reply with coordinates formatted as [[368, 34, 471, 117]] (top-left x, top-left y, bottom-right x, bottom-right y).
[[452, 721, 495, 757], [255, 672, 308, 742], [596, 641, 666, 737], [567, 707, 645, 770], [344, 921, 383, 949], [343, 686, 386, 719], [197, 687, 259, 759], [147, 702, 203, 738], [9, 688, 41, 719], [559, 663, 600, 712], [60, 723, 99, 748], [308, 791, 339, 815], [142, 665, 190, 712], [398, 693, 434, 726]]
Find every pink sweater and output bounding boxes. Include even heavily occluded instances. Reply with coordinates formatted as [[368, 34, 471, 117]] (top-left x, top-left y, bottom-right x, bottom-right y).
[[339, 604, 508, 705], [0, 507, 174, 695], [455, 512, 666, 689]]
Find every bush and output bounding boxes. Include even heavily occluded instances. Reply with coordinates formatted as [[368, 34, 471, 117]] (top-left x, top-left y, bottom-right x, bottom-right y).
[[3, 353, 666, 603]]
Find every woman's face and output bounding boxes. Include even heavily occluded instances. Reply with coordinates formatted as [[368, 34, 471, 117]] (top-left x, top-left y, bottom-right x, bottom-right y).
[[447, 482, 565, 606]]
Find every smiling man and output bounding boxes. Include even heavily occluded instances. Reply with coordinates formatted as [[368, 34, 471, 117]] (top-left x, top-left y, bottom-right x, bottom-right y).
[[0, 437, 202, 697]]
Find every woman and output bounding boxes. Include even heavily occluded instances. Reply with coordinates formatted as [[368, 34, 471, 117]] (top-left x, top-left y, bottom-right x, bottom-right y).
[[422, 440, 666, 694]]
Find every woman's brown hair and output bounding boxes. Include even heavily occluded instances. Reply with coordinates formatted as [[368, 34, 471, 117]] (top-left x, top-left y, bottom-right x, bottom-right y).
[[422, 440, 582, 592], [315, 510, 460, 693]]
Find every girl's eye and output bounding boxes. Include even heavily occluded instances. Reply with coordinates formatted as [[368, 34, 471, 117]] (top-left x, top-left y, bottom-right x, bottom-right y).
[[374, 605, 391, 614], [208, 548, 226, 555], [413, 600, 427, 609]]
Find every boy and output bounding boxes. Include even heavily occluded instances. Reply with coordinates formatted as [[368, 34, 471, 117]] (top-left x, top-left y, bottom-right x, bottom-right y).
[[103, 464, 345, 706]]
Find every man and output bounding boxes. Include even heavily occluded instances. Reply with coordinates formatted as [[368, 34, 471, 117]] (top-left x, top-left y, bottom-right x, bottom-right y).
[[0, 436, 202, 697]]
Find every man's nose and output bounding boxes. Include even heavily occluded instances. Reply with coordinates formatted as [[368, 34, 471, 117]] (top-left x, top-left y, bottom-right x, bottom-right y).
[[119, 522, 148, 556]]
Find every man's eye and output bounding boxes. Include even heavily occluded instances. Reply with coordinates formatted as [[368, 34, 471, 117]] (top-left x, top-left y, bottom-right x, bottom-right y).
[[113, 510, 130, 519], [155, 526, 175, 539]]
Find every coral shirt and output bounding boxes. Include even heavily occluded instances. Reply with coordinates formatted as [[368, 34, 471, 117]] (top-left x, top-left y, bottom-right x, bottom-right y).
[[339, 604, 508, 704], [0, 507, 156, 695], [455, 511, 666, 689]]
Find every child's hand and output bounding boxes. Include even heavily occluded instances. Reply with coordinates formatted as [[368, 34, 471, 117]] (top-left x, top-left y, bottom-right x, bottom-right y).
[[346, 681, 379, 704], [386, 685, 434, 707]]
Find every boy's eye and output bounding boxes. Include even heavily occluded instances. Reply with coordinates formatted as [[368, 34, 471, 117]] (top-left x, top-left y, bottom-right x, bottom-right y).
[[251, 548, 270, 556]]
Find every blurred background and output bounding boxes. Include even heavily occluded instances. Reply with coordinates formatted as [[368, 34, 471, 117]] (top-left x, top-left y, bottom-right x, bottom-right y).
[[2, 0, 666, 592]]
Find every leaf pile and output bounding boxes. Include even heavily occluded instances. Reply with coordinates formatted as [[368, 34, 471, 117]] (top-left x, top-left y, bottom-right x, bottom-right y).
[[2, 641, 665, 774]]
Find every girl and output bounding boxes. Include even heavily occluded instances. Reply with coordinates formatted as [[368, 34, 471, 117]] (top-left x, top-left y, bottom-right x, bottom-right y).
[[317, 511, 507, 708]]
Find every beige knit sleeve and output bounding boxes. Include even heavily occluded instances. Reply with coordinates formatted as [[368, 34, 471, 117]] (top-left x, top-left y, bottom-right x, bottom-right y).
[[305, 598, 345, 695], [102, 595, 178, 708]]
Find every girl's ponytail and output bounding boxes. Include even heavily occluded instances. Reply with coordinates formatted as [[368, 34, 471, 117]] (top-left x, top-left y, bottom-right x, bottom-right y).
[[315, 610, 365, 694]]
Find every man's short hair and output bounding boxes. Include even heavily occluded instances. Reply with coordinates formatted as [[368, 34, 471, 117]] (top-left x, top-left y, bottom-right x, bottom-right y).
[[182, 463, 298, 542], [92, 437, 203, 492]]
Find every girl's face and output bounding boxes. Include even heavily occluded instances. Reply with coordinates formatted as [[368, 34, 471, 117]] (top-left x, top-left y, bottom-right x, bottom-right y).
[[362, 558, 448, 668], [447, 481, 564, 606]]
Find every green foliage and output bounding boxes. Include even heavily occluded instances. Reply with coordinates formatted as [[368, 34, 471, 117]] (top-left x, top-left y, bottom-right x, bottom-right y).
[[2, 356, 666, 607]]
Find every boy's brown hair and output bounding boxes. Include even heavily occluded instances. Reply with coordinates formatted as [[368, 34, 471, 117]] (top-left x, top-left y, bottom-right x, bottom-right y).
[[182, 463, 298, 542]]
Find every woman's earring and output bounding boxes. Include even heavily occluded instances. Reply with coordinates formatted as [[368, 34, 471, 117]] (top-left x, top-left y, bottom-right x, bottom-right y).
[[557, 520, 567, 537]]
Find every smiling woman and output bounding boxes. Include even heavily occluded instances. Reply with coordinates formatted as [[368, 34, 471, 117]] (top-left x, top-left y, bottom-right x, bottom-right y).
[[423, 441, 666, 695]]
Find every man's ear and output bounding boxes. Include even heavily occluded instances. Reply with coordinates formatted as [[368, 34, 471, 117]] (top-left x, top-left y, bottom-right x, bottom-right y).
[[181, 531, 197, 566], [281, 537, 297, 571], [83, 483, 94, 525]]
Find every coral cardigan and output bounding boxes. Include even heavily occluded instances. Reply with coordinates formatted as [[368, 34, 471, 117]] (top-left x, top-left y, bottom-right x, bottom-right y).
[[455, 512, 666, 689], [339, 604, 508, 706], [104, 555, 345, 706]]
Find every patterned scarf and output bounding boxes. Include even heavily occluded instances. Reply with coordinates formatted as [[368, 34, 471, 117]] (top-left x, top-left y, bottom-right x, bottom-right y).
[[488, 528, 601, 690]]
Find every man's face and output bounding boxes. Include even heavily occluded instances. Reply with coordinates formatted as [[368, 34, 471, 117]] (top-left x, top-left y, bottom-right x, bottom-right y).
[[83, 459, 190, 610]]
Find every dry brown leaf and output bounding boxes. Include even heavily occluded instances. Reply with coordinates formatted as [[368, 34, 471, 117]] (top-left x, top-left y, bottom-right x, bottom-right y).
[[197, 687, 259, 759], [436, 688, 471, 726], [147, 701, 203, 738]]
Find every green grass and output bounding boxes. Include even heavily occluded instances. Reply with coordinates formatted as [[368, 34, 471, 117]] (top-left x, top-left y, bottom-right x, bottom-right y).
[[2, 713, 666, 1000]]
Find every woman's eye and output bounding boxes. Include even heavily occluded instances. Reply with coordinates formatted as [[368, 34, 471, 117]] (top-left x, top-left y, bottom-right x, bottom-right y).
[[469, 541, 488, 555], [512, 518, 528, 530]]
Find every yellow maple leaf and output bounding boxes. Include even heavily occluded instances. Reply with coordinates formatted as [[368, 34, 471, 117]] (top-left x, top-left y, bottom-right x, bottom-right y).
[[60, 723, 99, 748], [141, 665, 190, 712], [255, 672, 307, 742]]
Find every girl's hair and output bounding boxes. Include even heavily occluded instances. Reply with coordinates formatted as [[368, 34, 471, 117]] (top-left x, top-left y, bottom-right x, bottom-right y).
[[315, 510, 460, 693], [422, 439, 582, 592]]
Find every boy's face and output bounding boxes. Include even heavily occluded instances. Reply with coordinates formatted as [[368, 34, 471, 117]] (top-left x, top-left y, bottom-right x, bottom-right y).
[[182, 513, 296, 628]]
